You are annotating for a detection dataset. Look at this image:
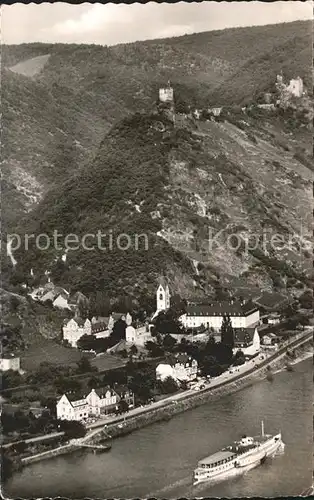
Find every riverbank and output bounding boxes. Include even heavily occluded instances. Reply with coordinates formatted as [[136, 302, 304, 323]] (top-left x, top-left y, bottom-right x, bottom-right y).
[[18, 331, 311, 466], [6, 356, 312, 499], [88, 335, 312, 444]]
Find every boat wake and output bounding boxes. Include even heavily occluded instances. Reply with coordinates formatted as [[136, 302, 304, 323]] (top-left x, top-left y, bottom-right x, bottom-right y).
[[273, 441, 285, 456], [146, 475, 191, 497]]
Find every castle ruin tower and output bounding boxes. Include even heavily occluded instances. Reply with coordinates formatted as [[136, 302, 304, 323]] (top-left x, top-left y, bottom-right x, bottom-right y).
[[159, 80, 174, 104], [158, 81, 175, 123]]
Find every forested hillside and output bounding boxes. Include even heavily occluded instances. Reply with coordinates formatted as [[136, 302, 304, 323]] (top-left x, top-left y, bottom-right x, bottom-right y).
[[2, 20, 311, 231], [2, 20, 312, 310]]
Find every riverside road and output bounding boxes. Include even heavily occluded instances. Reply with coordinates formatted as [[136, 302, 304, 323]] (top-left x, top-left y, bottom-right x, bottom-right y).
[[85, 329, 313, 436]]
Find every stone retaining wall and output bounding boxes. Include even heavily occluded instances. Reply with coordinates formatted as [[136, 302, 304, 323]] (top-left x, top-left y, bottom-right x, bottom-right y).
[[22, 333, 312, 462], [90, 335, 312, 444], [21, 443, 79, 465]]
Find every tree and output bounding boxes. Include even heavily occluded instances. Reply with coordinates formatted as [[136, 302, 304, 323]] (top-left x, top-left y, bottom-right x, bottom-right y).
[[200, 355, 217, 377], [208, 364, 224, 377], [129, 369, 155, 403], [130, 344, 138, 356], [154, 309, 185, 336], [76, 355, 93, 374], [298, 290, 313, 309], [77, 334, 97, 352], [145, 340, 164, 358], [220, 315, 234, 348], [233, 349, 245, 366], [214, 283, 230, 301], [59, 420, 86, 439], [159, 376, 179, 394], [116, 399, 129, 414], [281, 302, 298, 320], [1, 369, 24, 390], [214, 342, 233, 366], [90, 291, 111, 317], [54, 376, 82, 395], [298, 315, 310, 330], [163, 334, 177, 351], [87, 375, 101, 389], [170, 294, 187, 316], [26, 362, 60, 385], [40, 396, 57, 416], [112, 318, 126, 342]]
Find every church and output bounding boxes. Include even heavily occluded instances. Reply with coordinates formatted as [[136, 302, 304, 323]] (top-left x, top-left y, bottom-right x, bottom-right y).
[[151, 280, 259, 332], [152, 280, 171, 320]]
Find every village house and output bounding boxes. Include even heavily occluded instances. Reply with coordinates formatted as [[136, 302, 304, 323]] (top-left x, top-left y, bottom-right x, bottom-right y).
[[56, 385, 134, 421], [56, 393, 90, 421], [62, 310, 133, 347], [262, 333, 280, 347], [180, 299, 260, 331], [125, 323, 152, 347], [156, 353, 198, 383], [257, 103, 276, 111], [267, 313, 281, 325], [0, 354, 21, 372], [62, 317, 92, 347], [286, 76, 304, 98], [90, 316, 111, 339], [208, 107, 222, 117], [233, 327, 261, 358], [30, 283, 69, 306], [40, 289, 57, 303], [62, 316, 112, 347], [67, 291, 90, 315], [53, 290, 71, 310], [114, 384, 135, 409], [86, 387, 118, 416]]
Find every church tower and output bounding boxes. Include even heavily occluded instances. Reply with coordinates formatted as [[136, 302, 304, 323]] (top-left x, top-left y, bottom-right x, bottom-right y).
[[156, 282, 170, 312], [152, 280, 171, 319]]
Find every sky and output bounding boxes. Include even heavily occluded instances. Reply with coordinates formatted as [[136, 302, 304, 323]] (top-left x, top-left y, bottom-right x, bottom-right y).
[[2, 1, 312, 45]]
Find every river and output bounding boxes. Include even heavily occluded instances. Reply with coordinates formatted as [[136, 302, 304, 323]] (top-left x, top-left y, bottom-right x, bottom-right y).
[[5, 357, 312, 498]]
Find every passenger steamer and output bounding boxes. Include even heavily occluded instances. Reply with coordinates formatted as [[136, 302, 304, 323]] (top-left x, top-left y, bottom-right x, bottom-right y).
[[193, 422, 283, 485]]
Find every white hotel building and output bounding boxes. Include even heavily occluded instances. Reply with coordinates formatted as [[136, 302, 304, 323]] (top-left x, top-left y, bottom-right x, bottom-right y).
[[180, 300, 260, 331]]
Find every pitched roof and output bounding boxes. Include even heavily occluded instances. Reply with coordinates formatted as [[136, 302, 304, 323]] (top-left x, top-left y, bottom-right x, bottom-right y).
[[254, 292, 289, 311], [92, 316, 110, 324], [41, 291, 56, 302], [68, 291, 89, 305], [233, 328, 256, 344], [91, 322, 108, 333], [94, 386, 117, 398], [113, 383, 132, 396], [53, 290, 69, 300], [186, 300, 258, 317], [175, 353, 196, 366], [165, 353, 196, 366], [111, 312, 127, 321], [73, 317, 85, 327], [66, 392, 88, 404]]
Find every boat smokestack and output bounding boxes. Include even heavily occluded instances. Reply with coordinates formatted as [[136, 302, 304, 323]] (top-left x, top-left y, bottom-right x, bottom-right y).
[[261, 420, 264, 437]]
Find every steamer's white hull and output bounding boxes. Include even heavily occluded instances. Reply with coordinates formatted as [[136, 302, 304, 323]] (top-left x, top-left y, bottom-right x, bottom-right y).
[[193, 433, 283, 485]]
